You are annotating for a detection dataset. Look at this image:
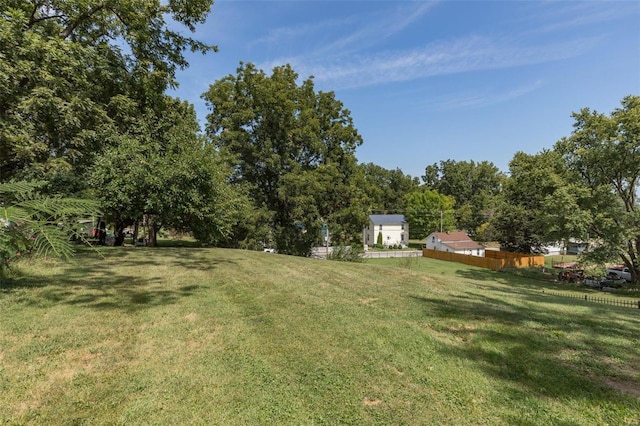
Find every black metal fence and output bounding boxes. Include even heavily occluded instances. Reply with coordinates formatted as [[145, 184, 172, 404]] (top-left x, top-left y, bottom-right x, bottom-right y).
[[542, 290, 640, 309]]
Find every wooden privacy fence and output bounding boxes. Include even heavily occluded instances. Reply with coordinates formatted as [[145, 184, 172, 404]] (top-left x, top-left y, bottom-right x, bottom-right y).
[[543, 290, 640, 309], [422, 248, 544, 271]]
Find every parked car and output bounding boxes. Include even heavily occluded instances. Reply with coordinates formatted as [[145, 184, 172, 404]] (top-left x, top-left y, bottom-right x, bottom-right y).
[[606, 266, 632, 282]]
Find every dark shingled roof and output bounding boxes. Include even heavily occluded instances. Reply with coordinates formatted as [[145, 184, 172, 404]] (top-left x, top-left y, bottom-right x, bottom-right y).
[[369, 214, 407, 224]]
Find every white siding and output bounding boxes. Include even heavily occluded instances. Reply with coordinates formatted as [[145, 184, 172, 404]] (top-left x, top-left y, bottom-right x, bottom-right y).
[[363, 219, 408, 247], [425, 232, 485, 257]]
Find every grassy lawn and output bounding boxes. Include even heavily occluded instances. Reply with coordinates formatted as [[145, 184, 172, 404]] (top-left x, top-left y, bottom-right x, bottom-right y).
[[1, 248, 639, 425]]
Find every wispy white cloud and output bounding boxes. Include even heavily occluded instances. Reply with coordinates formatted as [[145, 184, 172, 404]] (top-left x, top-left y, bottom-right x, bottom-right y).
[[521, 1, 639, 35], [254, 0, 608, 91], [319, 1, 438, 54], [253, 2, 438, 54], [274, 34, 600, 90], [251, 15, 354, 48], [420, 80, 545, 111]]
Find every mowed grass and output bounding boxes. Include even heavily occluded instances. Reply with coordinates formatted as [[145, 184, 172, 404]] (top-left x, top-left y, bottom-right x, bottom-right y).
[[1, 248, 639, 425]]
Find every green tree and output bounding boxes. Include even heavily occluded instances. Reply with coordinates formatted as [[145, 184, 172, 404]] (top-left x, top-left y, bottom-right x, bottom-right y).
[[90, 97, 246, 247], [203, 63, 367, 255], [360, 163, 419, 214], [492, 150, 569, 253], [555, 95, 640, 281], [405, 189, 455, 239], [1, 1, 215, 183], [422, 159, 503, 237]]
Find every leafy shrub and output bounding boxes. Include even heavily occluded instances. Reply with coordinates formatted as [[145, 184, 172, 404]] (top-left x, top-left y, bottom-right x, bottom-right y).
[[327, 245, 364, 262], [399, 256, 419, 269], [0, 181, 100, 278]]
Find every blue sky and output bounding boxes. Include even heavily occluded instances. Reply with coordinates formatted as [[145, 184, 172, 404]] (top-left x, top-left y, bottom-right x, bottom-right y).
[[169, 0, 640, 179]]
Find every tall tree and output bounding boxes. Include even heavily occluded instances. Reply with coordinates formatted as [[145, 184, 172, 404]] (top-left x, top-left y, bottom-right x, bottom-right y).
[[90, 97, 246, 247], [555, 95, 640, 281], [360, 163, 420, 214], [422, 159, 503, 237], [492, 150, 568, 253], [203, 63, 367, 255], [405, 189, 456, 239], [0, 1, 215, 183]]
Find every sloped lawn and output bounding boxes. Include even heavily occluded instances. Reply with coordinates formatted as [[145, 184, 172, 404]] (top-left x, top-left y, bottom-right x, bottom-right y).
[[1, 248, 638, 425]]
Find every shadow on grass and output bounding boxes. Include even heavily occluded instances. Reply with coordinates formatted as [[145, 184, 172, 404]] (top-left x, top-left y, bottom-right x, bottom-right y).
[[454, 267, 555, 287], [455, 267, 640, 303], [408, 291, 640, 412], [1, 247, 236, 312]]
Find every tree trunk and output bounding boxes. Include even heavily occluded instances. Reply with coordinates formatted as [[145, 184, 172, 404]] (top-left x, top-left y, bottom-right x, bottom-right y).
[[132, 220, 139, 243], [146, 215, 161, 247], [113, 218, 126, 246]]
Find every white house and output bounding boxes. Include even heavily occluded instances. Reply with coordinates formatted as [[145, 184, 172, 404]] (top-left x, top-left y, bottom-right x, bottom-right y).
[[566, 239, 589, 255], [538, 239, 589, 255], [363, 214, 408, 248], [425, 231, 485, 257]]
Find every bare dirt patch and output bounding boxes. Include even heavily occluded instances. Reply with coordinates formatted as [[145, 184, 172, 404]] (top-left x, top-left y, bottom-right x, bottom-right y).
[[602, 378, 640, 399], [388, 364, 405, 375], [448, 323, 477, 332], [362, 398, 383, 406], [600, 357, 640, 399]]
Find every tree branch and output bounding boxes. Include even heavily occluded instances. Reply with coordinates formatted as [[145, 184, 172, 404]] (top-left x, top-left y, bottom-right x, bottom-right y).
[[59, 3, 105, 39], [28, 1, 65, 28], [28, 13, 66, 27]]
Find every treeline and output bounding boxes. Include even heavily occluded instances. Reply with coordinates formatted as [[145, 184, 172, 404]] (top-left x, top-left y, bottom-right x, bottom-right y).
[[1, 3, 639, 281]]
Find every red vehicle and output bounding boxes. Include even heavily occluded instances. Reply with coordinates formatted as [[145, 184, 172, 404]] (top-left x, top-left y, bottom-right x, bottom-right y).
[[557, 269, 585, 283]]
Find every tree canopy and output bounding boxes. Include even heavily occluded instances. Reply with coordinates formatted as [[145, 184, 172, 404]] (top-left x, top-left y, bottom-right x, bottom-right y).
[[203, 63, 367, 255], [1, 1, 248, 254], [422, 159, 503, 238], [360, 163, 419, 215], [555, 95, 640, 281], [1, 0, 216, 182], [89, 96, 247, 247], [491, 150, 568, 253], [405, 188, 456, 240]]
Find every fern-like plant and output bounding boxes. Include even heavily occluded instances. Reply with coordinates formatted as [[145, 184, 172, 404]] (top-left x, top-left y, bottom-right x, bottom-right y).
[[0, 181, 101, 276]]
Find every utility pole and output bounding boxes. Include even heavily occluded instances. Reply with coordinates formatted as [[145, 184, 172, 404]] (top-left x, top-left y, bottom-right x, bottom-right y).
[[322, 222, 329, 258]]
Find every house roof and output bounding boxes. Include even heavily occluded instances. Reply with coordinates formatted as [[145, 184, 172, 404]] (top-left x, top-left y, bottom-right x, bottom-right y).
[[442, 241, 485, 250], [427, 231, 484, 250], [430, 231, 474, 242], [369, 214, 407, 224]]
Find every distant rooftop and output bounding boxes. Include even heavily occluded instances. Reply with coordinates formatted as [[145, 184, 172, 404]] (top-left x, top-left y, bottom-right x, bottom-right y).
[[427, 231, 484, 250], [368, 214, 407, 224]]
